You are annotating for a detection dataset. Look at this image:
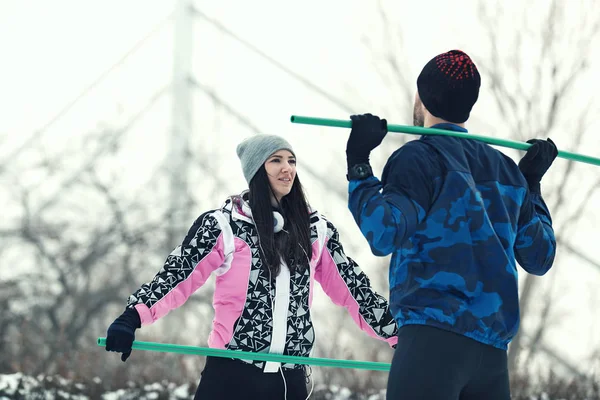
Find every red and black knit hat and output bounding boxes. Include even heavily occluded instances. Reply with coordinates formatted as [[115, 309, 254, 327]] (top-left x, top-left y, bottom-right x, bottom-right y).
[[417, 50, 481, 123]]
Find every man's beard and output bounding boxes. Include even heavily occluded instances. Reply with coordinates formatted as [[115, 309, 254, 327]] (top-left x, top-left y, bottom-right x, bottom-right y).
[[413, 101, 424, 127]]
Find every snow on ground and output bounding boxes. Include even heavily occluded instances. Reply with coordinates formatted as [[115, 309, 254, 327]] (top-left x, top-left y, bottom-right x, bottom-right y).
[[2, 372, 598, 399]]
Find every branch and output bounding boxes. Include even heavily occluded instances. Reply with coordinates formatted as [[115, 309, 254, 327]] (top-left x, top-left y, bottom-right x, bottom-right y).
[[560, 242, 600, 272], [524, 269, 560, 364], [376, 0, 413, 109]]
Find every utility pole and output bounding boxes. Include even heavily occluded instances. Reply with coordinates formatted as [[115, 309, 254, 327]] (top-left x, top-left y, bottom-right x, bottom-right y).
[[167, 0, 193, 248]]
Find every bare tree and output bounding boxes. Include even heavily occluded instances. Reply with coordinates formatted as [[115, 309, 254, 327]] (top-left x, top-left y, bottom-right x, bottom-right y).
[[4, 1, 599, 393], [2, 161, 166, 374], [476, 0, 600, 372], [0, 89, 218, 380]]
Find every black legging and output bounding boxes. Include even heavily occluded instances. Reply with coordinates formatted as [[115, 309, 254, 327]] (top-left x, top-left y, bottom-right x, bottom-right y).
[[194, 356, 308, 399], [387, 325, 510, 400]]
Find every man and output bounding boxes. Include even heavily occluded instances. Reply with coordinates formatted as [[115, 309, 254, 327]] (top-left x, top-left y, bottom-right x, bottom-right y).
[[345, 50, 557, 399]]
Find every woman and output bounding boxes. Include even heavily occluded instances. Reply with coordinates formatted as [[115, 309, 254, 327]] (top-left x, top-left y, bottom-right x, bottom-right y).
[[105, 134, 398, 399]]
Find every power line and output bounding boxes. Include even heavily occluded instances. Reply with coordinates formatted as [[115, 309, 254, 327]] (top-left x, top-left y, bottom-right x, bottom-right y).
[[35, 84, 170, 214], [1, 13, 172, 165], [190, 78, 348, 201], [192, 8, 355, 114]]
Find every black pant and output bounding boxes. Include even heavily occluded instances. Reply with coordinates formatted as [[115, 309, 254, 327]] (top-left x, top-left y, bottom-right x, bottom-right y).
[[194, 356, 308, 400], [387, 325, 510, 400]]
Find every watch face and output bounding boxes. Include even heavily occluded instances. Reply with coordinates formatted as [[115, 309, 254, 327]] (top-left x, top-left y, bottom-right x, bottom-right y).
[[347, 163, 372, 180], [357, 165, 366, 173]]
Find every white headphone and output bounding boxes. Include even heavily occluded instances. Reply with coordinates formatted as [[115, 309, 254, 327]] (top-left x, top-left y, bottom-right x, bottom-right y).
[[273, 211, 285, 233]]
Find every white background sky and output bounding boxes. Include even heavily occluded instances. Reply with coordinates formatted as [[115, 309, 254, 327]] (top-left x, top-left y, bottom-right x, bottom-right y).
[[1, 0, 599, 378]]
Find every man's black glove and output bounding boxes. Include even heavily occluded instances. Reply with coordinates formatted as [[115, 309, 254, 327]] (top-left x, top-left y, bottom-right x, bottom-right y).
[[105, 308, 141, 362], [518, 138, 558, 194], [346, 113, 388, 169]]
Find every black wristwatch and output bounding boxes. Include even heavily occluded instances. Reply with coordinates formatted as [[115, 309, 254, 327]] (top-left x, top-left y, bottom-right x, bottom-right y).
[[346, 163, 373, 181]]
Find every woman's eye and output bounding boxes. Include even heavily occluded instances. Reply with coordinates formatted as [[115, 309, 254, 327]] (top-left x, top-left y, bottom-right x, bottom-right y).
[[289, 160, 297, 165]]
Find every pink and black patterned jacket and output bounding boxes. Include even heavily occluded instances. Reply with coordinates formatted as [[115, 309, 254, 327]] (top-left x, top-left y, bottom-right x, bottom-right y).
[[126, 192, 398, 371]]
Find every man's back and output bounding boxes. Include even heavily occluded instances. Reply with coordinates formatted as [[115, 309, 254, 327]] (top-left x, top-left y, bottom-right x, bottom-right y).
[[381, 128, 556, 350], [344, 51, 559, 398]]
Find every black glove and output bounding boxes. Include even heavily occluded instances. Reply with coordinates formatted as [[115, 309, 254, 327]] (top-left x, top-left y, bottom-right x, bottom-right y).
[[346, 114, 388, 169], [106, 308, 141, 362], [518, 138, 558, 194]]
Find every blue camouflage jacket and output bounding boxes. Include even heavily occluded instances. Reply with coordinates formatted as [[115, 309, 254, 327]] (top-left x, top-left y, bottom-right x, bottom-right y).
[[348, 123, 556, 349]]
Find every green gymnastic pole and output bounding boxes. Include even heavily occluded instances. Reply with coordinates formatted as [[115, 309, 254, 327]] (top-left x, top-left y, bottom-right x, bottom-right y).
[[290, 115, 600, 167], [97, 337, 391, 371]]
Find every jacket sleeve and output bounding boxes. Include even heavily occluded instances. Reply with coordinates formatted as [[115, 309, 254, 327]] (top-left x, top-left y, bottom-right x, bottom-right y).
[[348, 141, 437, 256], [126, 211, 228, 326], [514, 191, 556, 275], [314, 220, 398, 347]]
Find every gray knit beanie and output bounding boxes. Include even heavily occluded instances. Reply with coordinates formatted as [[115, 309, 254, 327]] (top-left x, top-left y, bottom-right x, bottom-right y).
[[236, 134, 296, 184]]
